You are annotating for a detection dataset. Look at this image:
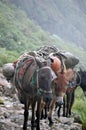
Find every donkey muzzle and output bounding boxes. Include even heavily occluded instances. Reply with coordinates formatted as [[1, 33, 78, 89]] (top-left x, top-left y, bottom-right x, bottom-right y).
[[56, 96, 64, 107]]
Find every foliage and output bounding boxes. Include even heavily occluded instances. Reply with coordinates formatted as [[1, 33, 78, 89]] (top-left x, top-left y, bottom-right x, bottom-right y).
[[8, 0, 86, 50], [0, 98, 4, 104], [0, 0, 86, 70], [0, 47, 19, 66], [72, 87, 86, 130], [0, 0, 51, 53]]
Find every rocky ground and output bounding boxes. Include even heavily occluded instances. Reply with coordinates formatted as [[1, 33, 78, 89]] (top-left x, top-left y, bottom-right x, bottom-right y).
[[0, 71, 82, 130]]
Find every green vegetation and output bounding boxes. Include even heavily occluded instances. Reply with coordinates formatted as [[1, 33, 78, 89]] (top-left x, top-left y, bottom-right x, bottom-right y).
[[10, 0, 86, 51], [0, 98, 4, 104], [0, 0, 52, 53], [73, 87, 86, 130], [0, 47, 19, 66], [0, 0, 86, 69]]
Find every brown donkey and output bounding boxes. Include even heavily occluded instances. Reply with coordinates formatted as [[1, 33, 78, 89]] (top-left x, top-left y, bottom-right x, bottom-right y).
[[3, 53, 54, 130], [48, 68, 75, 126]]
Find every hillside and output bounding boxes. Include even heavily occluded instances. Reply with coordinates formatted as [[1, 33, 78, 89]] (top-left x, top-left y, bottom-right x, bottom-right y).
[[0, 0, 55, 53], [0, 0, 86, 69], [9, 0, 86, 50]]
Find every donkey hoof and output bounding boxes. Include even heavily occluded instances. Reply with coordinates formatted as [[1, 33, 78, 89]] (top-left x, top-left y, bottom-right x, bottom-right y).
[[44, 115, 47, 119], [23, 126, 27, 130], [49, 121, 54, 127], [48, 117, 54, 127], [31, 121, 37, 127], [63, 114, 66, 117], [31, 126, 37, 130]]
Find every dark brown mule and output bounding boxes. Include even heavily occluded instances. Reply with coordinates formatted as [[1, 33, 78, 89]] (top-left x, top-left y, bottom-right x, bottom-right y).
[[38, 66, 54, 120], [63, 75, 76, 117], [13, 54, 53, 130], [76, 68, 86, 96], [48, 68, 75, 126], [63, 68, 86, 117]]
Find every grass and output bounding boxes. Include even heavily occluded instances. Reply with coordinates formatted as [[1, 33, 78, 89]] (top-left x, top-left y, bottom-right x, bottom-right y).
[[72, 87, 86, 130], [0, 98, 4, 104]]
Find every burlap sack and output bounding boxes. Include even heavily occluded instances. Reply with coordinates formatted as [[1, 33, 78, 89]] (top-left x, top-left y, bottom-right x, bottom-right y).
[[62, 52, 79, 69], [2, 63, 14, 79]]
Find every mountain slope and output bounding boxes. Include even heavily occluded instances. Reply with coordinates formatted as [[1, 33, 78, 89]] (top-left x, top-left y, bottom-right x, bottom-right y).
[[0, 0, 55, 53], [0, 0, 86, 69], [9, 0, 86, 50]]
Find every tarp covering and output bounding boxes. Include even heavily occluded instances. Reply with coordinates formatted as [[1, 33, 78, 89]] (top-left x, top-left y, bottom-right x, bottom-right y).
[[2, 63, 15, 80], [37, 46, 79, 69], [61, 52, 79, 69]]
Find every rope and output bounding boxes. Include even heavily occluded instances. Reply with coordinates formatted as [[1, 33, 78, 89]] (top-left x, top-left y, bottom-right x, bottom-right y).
[[36, 69, 41, 96], [39, 88, 52, 94]]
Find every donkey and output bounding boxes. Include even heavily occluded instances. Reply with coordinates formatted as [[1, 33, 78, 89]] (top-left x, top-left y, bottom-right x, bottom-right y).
[[48, 68, 75, 126], [63, 68, 86, 117], [76, 68, 86, 96], [63, 77, 76, 117], [13, 54, 54, 130], [37, 54, 75, 125]]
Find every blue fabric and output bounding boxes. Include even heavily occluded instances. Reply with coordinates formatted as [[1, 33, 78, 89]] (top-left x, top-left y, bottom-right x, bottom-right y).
[[67, 81, 76, 88]]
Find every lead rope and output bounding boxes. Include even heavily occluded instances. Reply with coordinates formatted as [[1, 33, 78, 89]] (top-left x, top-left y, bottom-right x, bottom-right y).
[[36, 69, 41, 96], [58, 54, 65, 74]]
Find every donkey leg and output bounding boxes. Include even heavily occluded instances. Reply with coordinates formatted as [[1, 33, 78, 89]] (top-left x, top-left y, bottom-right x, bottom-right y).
[[23, 101, 29, 130], [63, 95, 66, 117], [40, 99, 46, 119], [31, 99, 37, 130], [44, 106, 48, 119], [69, 91, 75, 115], [36, 96, 41, 130], [41, 105, 48, 119], [48, 96, 56, 127], [66, 92, 70, 117], [40, 109, 43, 120], [57, 106, 61, 117]]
